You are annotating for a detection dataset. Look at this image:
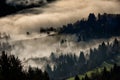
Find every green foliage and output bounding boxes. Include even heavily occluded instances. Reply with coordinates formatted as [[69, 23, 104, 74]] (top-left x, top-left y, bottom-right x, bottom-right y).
[[69, 63, 120, 80]]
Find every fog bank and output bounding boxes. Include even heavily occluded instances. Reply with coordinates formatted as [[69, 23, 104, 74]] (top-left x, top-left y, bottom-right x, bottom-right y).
[[0, 0, 119, 36]]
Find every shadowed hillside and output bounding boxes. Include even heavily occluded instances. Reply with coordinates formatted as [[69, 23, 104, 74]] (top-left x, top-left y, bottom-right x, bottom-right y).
[[40, 13, 120, 41], [0, 0, 56, 17]]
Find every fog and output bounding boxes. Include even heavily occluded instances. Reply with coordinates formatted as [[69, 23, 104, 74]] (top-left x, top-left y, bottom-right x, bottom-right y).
[[12, 35, 120, 69], [0, 0, 119, 35], [0, 0, 120, 68], [11, 35, 120, 60]]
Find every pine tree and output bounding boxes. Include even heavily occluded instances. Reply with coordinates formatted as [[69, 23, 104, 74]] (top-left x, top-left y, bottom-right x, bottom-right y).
[[78, 52, 86, 65], [75, 75, 80, 80], [84, 74, 90, 80]]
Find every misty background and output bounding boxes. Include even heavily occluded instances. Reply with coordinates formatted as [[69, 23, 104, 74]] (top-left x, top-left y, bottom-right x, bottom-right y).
[[0, 0, 120, 68]]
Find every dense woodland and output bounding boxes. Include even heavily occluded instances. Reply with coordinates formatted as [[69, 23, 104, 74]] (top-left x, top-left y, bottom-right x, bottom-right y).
[[0, 0, 55, 17], [0, 51, 50, 80], [0, 36, 119, 80], [45, 38, 120, 80], [0, 36, 120, 80], [75, 64, 120, 80], [59, 13, 120, 41], [26, 13, 120, 80], [40, 13, 120, 41]]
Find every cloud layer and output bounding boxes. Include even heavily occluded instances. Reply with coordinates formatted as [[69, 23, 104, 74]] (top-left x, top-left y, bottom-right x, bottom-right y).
[[0, 0, 120, 36]]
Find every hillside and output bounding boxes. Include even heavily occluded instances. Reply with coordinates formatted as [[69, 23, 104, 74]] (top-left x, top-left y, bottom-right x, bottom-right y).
[[0, 0, 56, 17]]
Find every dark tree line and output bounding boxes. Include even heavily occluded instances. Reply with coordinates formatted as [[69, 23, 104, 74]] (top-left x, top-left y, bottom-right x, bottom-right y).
[[40, 13, 120, 41], [0, 51, 50, 80], [59, 13, 120, 41], [75, 64, 120, 80], [40, 27, 57, 34], [45, 38, 120, 80], [32, 13, 120, 42], [0, 0, 56, 17]]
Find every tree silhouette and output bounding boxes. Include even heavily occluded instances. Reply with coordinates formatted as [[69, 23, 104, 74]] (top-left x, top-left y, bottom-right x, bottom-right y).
[[0, 51, 25, 80], [58, 13, 120, 41], [75, 75, 80, 80], [43, 71, 50, 80], [84, 74, 90, 80], [47, 38, 120, 79], [78, 52, 86, 65], [0, 51, 50, 80], [80, 64, 120, 80]]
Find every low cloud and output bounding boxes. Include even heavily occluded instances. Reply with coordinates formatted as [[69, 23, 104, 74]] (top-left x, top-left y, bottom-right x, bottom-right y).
[[0, 0, 119, 36]]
